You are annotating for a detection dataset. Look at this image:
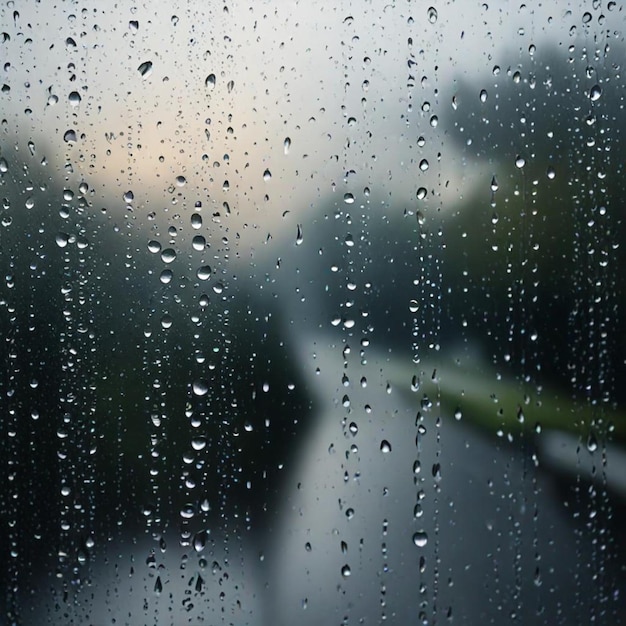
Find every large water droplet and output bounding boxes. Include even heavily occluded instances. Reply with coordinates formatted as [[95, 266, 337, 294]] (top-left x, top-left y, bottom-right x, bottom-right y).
[[161, 248, 176, 264], [138, 60, 153, 79], [427, 6, 438, 23], [192, 235, 206, 251], [193, 380, 209, 396], [191, 212, 203, 229], [68, 91, 81, 106], [196, 265, 212, 281], [63, 129, 77, 144], [413, 531, 428, 547], [589, 84, 602, 101], [205, 74, 216, 89]]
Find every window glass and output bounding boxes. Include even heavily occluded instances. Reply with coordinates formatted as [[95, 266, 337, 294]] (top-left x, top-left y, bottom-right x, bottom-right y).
[[2, 2, 625, 624]]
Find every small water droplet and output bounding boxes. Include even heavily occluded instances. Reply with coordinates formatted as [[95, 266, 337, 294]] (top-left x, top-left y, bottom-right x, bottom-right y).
[[589, 84, 602, 101], [129, 20, 139, 32], [160, 269, 173, 284], [148, 240, 161, 254], [409, 300, 419, 313], [515, 155, 526, 169], [454, 408, 462, 421], [0, 157, 8, 173], [205, 74, 216, 89], [380, 440, 392, 453], [427, 6, 438, 23], [68, 91, 81, 106], [138, 61, 153, 79], [263, 168, 271, 181], [479, 89, 488, 103], [344, 192, 355, 204], [341, 564, 351, 578], [283, 137, 291, 154], [419, 159, 429, 172], [416, 187, 427, 200], [296, 224, 303, 246]]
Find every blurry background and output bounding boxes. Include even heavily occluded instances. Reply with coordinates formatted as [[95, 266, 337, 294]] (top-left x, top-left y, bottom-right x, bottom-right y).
[[1, 1, 625, 624]]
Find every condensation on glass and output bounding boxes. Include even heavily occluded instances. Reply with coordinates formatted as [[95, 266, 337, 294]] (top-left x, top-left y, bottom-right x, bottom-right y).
[[1, 2, 625, 624]]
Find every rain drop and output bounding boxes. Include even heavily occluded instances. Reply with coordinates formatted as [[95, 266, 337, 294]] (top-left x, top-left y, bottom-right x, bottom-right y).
[[192, 235, 206, 251], [148, 240, 161, 254], [68, 91, 81, 106], [191, 212, 203, 228], [161, 248, 177, 264], [380, 440, 392, 453], [283, 137, 291, 154], [63, 129, 77, 144], [413, 531, 428, 548], [196, 265, 212, 281], [515, 155, 526, 169], [589, 84, 602, 101], [138, 61, 153, 79], [205, 74, 216, 89], [193, 380, 209, 396], [427, 6, 438, 23]]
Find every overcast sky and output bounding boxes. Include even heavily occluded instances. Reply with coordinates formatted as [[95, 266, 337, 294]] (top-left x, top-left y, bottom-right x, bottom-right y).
[[1, 1, 602, 252]]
